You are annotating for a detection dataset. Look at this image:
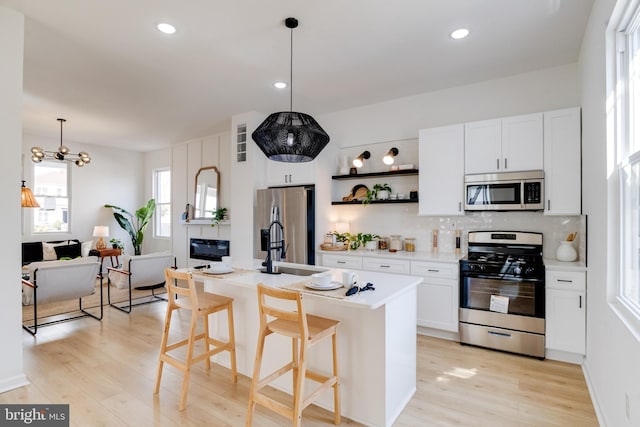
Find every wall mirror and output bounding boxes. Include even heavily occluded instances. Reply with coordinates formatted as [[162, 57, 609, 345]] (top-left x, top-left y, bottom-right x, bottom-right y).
[[194, 166, 220, 219]]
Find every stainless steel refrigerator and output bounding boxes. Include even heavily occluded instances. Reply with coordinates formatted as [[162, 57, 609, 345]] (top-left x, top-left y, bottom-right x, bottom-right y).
[[254, 186, 315, 265]]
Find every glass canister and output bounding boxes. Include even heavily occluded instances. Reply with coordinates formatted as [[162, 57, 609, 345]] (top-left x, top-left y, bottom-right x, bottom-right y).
[[378, 237, 389, 250], [389, 235, 402, 252], [404, 237, 416, 252]]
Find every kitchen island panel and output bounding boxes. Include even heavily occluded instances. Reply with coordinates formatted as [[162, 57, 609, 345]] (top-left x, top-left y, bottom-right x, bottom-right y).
[[199, 266, 419, 427]]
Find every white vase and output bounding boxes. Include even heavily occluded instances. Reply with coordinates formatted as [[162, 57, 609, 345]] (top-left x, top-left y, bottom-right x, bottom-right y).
[[556, 241, 577, 262], [377, 190, 390, 200], [365, 241, 378, 251]]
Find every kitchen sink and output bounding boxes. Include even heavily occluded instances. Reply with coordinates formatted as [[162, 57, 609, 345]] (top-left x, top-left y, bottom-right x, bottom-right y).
[[273, 266, 328, 276]]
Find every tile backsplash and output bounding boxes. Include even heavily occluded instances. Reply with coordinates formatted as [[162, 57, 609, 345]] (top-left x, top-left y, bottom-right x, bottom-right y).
[[327, 204, 586, 263]]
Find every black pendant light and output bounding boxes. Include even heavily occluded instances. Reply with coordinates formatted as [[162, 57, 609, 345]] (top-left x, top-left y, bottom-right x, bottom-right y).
[[252, 17, 330, 163]]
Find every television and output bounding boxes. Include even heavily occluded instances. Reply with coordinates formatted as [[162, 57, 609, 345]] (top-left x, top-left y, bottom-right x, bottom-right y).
[[189, 238, 229, 262]]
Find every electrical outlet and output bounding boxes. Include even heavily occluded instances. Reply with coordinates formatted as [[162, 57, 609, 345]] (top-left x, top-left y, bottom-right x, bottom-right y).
[[626, 392, 630, 420]]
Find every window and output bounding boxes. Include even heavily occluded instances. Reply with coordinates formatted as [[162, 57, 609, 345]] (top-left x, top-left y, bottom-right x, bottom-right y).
[[154, 168, 171, 238], [32, 160, 69, 233], [612, 2, 640, 320]]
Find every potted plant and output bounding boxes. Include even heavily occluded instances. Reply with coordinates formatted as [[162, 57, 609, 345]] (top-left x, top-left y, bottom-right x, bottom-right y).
[[360, 233, 380, 251], [109, 238, 124, 251], [104, 199, 155, 256], [211, 207, 228, 228], [363, 183, 393, 205]]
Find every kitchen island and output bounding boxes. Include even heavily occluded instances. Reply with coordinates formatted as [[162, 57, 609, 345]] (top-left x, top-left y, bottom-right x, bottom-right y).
[[191, 261, 422, 427]]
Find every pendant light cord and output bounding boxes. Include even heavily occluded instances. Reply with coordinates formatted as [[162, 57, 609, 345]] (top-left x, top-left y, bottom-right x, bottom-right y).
[[289, 25, 293, 112]]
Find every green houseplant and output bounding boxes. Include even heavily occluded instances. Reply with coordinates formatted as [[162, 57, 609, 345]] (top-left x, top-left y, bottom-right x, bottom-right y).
[[211, 207, 228, 228], [363, 183, 392, 205], [104, 199, 155, 255], [109, 238, 124, 251]]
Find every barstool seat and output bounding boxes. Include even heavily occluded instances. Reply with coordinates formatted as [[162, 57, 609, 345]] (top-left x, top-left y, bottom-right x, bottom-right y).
[[246, 283, 340, 426], [154, 268, 237, 411]]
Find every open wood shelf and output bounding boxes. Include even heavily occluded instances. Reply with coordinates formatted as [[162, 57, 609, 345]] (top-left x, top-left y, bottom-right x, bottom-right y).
[[331, 169, 419, 180]]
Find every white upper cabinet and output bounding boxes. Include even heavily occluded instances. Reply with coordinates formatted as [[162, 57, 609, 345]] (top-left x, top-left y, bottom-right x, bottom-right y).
[[464, 113, 543, 174], [266, 159, 316, 187], [418, 124, 465, 216], [464, 119, 502, 174], [543, 107, 582, 215]]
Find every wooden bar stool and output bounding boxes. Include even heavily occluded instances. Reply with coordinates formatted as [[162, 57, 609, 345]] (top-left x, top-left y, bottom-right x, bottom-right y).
[[246, 283, 340, 426], [154, 268, 237, 411]]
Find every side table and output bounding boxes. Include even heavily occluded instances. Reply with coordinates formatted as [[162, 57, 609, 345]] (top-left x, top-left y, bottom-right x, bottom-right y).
[[89, 248, 122, 284]]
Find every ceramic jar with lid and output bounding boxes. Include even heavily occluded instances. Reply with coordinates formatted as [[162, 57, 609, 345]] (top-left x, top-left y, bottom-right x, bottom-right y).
[[389, 235, 402, 252]]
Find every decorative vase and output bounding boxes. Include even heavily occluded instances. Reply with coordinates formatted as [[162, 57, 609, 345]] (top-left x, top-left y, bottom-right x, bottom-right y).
[[556, 241, 577, 262], [365, 240, 378, 251]]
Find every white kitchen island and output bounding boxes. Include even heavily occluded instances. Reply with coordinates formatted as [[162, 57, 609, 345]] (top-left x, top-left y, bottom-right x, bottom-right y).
[[191, 261, 421, 427]]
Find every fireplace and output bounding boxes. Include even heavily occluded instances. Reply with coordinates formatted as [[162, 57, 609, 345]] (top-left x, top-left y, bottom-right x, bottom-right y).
[[189, 238, 229, 262]]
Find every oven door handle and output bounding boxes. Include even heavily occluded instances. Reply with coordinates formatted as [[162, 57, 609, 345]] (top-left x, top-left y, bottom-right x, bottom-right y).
[[488, 330, 512, 338]]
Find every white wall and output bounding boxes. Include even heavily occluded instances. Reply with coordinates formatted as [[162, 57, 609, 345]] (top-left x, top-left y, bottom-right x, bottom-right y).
[[313, 64, 583, 259], [0, 6, 28, 393], [581, 0, 640, 425], [21, 134, 145, 255]]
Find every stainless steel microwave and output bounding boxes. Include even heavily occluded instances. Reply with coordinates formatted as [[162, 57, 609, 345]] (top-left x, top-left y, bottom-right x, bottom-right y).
[[464, 170, 544, 211]]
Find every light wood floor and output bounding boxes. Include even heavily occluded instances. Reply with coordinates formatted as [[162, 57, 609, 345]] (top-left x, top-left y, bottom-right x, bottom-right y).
[[2, 302, 599, 426]]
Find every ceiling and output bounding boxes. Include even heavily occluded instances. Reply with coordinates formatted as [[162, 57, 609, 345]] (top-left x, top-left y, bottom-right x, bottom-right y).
[[1, 0, 594, 152]]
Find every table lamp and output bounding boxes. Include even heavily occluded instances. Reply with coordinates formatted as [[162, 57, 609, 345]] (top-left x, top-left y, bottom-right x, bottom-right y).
[[93, 226, 109, 250]]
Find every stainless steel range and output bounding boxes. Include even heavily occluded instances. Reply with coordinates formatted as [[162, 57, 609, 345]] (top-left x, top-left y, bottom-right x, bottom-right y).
[[459, 231, 545, 358]]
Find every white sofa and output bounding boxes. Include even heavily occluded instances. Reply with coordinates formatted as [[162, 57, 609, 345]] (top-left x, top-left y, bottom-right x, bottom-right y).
[[107, 252, 176, 313], [22, 256, 101, 335]]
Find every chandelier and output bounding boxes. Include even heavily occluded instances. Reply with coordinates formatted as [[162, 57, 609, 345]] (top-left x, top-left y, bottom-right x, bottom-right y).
[[30, 118, 91, 167], [252, 17, 330, 162]]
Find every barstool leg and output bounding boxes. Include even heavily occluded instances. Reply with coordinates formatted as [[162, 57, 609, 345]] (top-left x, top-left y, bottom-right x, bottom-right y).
[[246, 326, 267, 427], [203, 311, 211, 371], [154, 304, 174, 394], [293, 340, 308, 427], [227, 302, 238, 383], [179, 312, 198, 411], [292, 337, 299, 399], [332, 332, 341, 424]]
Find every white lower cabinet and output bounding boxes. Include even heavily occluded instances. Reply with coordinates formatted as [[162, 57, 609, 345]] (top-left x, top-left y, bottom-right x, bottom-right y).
[[363, 257, 410, 274], [545, 269, 586, 356], [411, 261, 459, 333], [320, 253, 363, 270]]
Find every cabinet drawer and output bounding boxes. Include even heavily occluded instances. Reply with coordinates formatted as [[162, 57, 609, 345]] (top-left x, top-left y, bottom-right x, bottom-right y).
[[321, 254, 362, 270], [363, 258, 411, 274], [546, 270, 585, 291], [410, 261, 458, 279]]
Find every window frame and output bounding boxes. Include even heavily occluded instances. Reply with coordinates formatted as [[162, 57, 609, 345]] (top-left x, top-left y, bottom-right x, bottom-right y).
[[153, 167, 171, 238], [608, 0, 640, 338], [31, 159, 71, 235]]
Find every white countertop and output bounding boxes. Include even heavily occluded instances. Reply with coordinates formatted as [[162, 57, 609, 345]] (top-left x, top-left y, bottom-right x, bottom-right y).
[[543, 258, 587, 272], [188, 260, 422, 310], [318, 249, 463, 263]]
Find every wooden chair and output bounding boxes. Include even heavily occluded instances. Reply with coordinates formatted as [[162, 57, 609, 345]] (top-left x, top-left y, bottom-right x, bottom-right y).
[[246, 283, 340, 426], [154, 268, 237, 411]]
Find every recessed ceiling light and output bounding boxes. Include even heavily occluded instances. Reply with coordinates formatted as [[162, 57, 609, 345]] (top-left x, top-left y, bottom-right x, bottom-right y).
[[450, 28, 469, 39], [157, 23, 176, 35], [274, 82, 287, 89]]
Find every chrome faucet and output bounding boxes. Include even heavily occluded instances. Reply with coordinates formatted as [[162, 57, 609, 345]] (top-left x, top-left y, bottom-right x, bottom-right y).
[[262, 220, 286, 274]]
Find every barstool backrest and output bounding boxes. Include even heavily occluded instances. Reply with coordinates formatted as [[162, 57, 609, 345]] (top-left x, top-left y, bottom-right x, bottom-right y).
[[164, 268, 199, 310], [256, 283, 309, 340]]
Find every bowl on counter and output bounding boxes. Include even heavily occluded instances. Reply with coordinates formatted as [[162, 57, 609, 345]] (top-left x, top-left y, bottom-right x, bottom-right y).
[[310, 272, 332, 287]]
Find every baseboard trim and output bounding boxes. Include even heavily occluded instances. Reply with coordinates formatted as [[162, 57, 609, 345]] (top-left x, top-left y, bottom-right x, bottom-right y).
[[582, 359, 608, 427], [417, 326, 459, 342], [0, 373, 29, 394]]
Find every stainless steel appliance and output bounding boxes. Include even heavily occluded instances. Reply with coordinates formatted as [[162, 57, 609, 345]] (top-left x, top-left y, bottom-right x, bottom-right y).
[[459, 231, 545, 358], [464, 170, 544, 211], [254, 186, 315, 265]]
